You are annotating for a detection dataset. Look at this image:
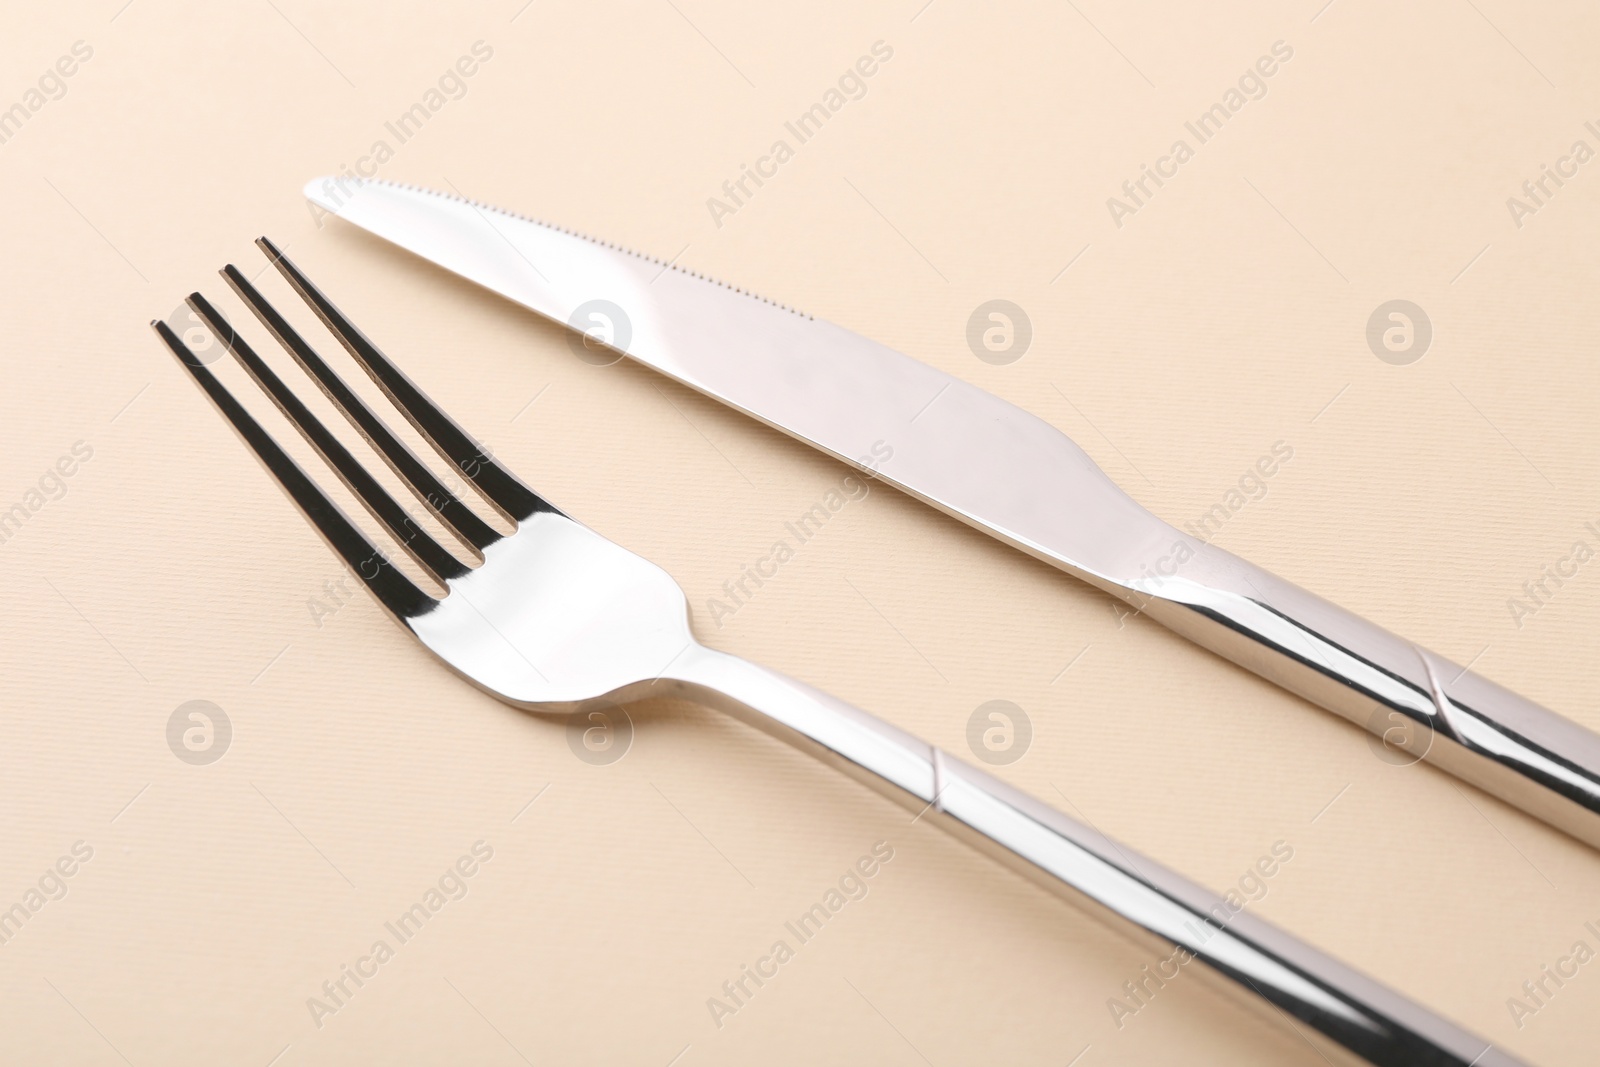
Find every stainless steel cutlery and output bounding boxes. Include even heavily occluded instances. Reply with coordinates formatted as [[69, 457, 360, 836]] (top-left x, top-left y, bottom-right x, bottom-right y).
[[152, 240, 1519, 1067], [302, 177, 1600, 853]]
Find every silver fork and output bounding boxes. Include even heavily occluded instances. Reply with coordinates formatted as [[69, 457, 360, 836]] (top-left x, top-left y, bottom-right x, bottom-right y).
[[152, 239, 1519, 1067]]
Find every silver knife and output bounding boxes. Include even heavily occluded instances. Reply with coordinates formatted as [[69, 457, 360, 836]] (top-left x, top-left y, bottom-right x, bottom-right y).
[[303, 177, 1600, 851]]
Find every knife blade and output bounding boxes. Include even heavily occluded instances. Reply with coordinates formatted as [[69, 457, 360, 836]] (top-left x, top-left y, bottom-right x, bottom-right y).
[[303, 177, 1600, 851]]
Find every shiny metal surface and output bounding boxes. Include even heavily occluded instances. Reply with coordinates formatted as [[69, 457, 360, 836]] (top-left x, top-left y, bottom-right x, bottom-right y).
[[304, 177, 1600, 853], [155, 242, 1519, 1067]]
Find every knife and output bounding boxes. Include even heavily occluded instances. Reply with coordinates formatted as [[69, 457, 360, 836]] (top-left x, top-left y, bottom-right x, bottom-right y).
[[303, 177, 1600, 852]]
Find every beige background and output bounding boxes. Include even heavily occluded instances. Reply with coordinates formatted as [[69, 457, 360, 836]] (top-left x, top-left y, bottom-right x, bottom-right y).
[[3, 0, 1599, 1063]]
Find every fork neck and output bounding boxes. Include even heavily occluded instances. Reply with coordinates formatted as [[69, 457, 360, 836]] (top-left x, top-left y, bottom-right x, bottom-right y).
[[657, 642, 937, 801]]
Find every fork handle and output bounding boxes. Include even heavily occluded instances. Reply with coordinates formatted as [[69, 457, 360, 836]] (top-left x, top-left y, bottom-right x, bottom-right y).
[[660, 644, 1522, 1067]]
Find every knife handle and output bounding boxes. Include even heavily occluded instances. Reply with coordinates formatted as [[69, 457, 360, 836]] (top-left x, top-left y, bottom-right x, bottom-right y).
[[659, 643, 1521, 1067], [1130, 538, 1600, 848]]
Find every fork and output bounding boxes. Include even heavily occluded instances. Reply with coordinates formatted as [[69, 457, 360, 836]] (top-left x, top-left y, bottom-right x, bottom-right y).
[[152, 238, 1519, 1067]]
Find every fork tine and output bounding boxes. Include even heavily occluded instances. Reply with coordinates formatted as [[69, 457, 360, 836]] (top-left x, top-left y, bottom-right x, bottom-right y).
[[152, 320, 436, 621], [257, 237, 553, 524], [221, 264, 504, 553], [186, 293, 471, 585]]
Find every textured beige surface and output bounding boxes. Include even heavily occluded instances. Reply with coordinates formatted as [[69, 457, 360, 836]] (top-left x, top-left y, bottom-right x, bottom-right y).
[[3, 0, 1599, 1063]]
